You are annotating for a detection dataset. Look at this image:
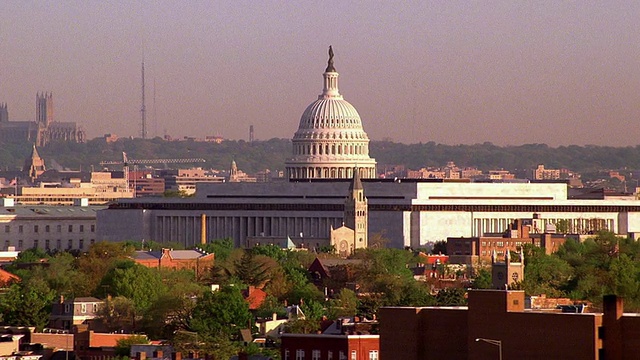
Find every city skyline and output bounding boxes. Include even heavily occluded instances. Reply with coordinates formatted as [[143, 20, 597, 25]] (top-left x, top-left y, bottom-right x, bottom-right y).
[[2, 1, 640, 146]]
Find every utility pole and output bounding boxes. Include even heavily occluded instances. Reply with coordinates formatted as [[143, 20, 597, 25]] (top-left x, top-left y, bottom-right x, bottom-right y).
[[141, 59, 147, 139]]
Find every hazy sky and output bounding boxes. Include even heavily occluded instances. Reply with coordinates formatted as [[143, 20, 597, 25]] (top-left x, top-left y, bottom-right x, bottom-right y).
[[1, 1, 640, 146]]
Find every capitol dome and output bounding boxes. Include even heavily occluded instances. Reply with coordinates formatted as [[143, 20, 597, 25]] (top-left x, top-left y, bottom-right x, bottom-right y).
[[285, 47, 376, 180]]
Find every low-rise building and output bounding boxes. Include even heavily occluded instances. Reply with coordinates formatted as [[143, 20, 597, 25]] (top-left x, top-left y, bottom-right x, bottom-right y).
[[281, 334, 379, 360], [132, 248, 214, 275], [158, 169, 225, 195], [49, 296, 103, 330], [0, 201, 103, 252]]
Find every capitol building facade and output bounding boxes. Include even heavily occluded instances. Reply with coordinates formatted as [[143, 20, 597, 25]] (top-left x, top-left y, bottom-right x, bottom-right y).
[[285, 47, 376, 180]]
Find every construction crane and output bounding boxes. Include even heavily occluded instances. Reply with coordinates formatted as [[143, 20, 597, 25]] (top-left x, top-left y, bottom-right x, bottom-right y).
[[100, 152, 206, 196]]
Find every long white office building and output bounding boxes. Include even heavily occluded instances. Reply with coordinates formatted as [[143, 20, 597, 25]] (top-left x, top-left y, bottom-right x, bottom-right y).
[[96, 180, 640, 249]]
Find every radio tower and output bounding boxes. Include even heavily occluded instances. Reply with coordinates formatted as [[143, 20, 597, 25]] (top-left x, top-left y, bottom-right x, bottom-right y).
[[140, 59, 147, 139]]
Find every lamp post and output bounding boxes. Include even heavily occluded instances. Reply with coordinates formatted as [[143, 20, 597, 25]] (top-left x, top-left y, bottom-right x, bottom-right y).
[[475, 338, 502, 360]]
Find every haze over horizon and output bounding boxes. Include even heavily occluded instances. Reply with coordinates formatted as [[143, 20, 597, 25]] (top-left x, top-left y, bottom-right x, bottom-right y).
[[1, 1, 639, 147]]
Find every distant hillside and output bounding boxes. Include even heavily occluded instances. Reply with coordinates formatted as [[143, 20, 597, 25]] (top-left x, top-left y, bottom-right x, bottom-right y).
[[1, 138, 640, 174]]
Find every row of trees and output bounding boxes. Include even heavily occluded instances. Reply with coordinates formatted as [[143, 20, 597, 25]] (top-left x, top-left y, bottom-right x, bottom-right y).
[[522, 231, 640, 311], [4, 137, 640, 174]]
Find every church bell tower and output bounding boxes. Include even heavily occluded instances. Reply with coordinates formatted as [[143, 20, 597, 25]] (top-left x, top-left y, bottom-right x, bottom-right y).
[[344, 168, 368, 251]]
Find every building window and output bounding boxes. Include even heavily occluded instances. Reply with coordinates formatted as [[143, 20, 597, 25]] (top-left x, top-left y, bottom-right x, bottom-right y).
[[79, 239, 84, 250], [4, 240, 9, 249], [56, 239, 61, 249], [4, 225, 9, 233], [45, 225, 50, 232], [284, 350, 290, 360], [18, 225, 23, 233], [296, 349, 305, 360], [312, 350, 320, 360], [80, 225, 84, 233], [57, 225, 62, 232], [68, 239, 73, 250], [90, 239, 95, 246], [327, 351, 333, 360], [17, 240, 23, 250], [369, 351, 378, 360], [496, 241, 504, 247], [68, 225, 73, 232], [91, 225, 95, 232], [34, 225, 38, 233], [64, 304, 71, 314], [339, 352, 346, 360], [351, 351, 356, 360], [45, 239, 50, 249], [33, 240, 39, 249], [81, 304, 87, 313]]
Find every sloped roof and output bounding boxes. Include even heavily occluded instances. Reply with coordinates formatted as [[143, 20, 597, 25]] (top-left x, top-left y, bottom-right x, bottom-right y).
[[0, 268, 19, 285], [133, 249, 210, 260], [244, 287, 267, 310]]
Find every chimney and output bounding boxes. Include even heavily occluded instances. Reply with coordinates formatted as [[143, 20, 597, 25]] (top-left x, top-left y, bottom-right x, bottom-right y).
[[201, 214, 207, 245]]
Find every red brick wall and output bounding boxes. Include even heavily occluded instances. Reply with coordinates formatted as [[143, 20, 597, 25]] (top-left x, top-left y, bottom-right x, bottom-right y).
[[281, 334, 378, 360], [379, 307, 422, 360], [31, 333, 74, 351]]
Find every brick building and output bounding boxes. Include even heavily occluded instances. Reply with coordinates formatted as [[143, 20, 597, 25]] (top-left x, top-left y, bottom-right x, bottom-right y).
[[447, 219, 570, 264], [281, 334, 379, 360], [132, 248, 214, 276], [380, 290, 640, 359]]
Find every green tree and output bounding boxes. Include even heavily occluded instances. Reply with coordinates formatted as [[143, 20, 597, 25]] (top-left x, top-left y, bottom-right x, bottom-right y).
[[608, 254, 640, 301], [201, 238, 234, 262], [471, 268, 492, 289], [0, 277, 55, 330], [97, 262, 168, 313], [77, 242, 134, 295], [96, 296, 137, 332], [327, 289, 359, 318], [234, 251, 275, 288], [190, 286, 251, 339]]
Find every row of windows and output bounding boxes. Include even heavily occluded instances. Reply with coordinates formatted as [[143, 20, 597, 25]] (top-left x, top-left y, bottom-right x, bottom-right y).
[[284, 349, 378, 360], [63, 303, 99, 314], [5, 224, 95, 233], [5, 239, 95, 251], [113, 202, 640, 213]]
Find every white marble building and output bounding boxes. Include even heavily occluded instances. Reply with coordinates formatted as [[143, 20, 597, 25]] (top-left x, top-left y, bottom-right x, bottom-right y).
[[97, 180, 640, 249]]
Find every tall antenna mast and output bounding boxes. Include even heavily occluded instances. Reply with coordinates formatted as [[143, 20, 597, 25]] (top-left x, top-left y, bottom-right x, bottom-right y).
[[153, 78, 157, 139], [141, 56, 147, 139]]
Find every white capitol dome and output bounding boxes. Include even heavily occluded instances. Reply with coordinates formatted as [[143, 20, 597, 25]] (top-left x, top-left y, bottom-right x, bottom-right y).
[[285, 47, 376, 180]]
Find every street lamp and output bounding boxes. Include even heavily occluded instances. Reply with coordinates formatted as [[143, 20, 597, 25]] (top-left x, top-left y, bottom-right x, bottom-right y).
[[475, 338, 502, 360]]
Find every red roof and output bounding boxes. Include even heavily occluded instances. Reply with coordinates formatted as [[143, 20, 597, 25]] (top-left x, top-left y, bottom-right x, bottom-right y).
[[0, 268, 20, 286], [244, 287, 267, 310]]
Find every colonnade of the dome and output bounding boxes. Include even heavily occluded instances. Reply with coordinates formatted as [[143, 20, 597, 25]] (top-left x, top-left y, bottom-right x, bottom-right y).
[[286, 165, 376, 180], [293, 142, 369, 156]]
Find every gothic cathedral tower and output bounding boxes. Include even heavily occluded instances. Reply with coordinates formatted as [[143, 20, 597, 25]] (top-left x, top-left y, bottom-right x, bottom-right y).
[[344, 168, 368, 251]]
